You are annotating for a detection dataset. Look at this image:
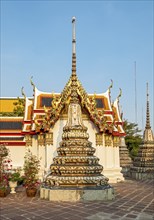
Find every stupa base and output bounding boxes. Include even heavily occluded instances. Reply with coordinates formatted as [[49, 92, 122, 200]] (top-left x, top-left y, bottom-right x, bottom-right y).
[[131, 170, 154, 180], [121, 167, 132, 177], [40, 186, 115, 201]]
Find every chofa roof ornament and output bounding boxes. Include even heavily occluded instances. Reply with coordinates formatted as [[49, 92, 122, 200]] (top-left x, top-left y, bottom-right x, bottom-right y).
[[21, 86, 26, 99], [30, 76, 35, 93]]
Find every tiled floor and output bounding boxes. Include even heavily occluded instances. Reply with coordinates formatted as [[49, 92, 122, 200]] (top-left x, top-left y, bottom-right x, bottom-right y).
[[0, 179, 154, 220]]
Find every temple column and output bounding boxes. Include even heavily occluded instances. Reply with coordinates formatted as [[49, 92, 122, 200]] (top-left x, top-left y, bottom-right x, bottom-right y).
[[102, 135, 115, 182], [114, 146, 120, 168], [37, 134, 46, 180], [102, 135, 124, 183]]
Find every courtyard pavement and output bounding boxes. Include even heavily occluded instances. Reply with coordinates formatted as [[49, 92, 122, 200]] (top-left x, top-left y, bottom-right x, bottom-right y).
[[0, 179, 154, 220]]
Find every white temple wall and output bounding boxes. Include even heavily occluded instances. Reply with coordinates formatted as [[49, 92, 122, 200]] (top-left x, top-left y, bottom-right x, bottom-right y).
[[114, 147, 120, 168], [8, 146, 25, 169], [39, 145, 45, 169], [31, 135, 38, 156], [105, 146, 114, 168]]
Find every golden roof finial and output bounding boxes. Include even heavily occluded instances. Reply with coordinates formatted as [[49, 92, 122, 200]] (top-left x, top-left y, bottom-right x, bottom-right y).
[[21, 86, 26, 99], [30, 76, 35, 92], [108, 79, 113, 93], [117, 88, 122, 101]]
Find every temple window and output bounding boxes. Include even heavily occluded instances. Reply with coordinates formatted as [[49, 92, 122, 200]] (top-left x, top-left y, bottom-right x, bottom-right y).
[[95, 98, 104, 108], [41, 97, 53, 107], [0, 121, 23, 130]]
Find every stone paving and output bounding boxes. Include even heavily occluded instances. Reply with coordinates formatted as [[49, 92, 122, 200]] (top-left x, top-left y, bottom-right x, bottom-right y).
[[0, 179, 154, 220]]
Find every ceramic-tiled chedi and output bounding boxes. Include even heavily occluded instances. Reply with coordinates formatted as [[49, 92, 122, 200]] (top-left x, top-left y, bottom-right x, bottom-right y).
[[119, 137, 132, 177], [131, 83, 154, 179], [45, 17, 109, 188]]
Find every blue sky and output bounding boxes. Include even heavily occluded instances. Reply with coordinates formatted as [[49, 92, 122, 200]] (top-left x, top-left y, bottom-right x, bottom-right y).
[[1, 0, 153, 132]]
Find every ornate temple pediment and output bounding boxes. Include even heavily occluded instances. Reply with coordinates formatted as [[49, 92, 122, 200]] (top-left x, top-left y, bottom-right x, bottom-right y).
[[33, 78, 115, 134]]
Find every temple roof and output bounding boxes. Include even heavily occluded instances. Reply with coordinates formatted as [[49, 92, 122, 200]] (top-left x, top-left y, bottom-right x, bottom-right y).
[[0, 82, 125, 146], [23, 75, 125, 136], [0, 98, 23, 113]]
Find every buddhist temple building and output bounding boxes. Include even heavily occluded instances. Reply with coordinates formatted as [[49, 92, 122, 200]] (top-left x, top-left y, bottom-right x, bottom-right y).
[[131, 83, 154, 179], [0, 17, 126, 183]]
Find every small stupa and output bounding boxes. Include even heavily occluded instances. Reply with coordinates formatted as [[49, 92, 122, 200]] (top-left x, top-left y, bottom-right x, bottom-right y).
[[40, 17, 114, 201], [119, 137, 132, 177], [131, 83, 154, 180]]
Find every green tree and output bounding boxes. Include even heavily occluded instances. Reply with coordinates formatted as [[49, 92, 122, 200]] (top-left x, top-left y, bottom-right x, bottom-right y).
[[13, 97, 25, 116], [0, 112, 15, 117], [123, 120, 142, 160]]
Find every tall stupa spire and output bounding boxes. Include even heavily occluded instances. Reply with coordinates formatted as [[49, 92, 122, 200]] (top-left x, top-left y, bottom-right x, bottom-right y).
[[143, 82, 154, 142], [70, 17, 78, 104], [131, 82, 154, 180], [145, 82, 150, 129], [72, 17, 76, 74]]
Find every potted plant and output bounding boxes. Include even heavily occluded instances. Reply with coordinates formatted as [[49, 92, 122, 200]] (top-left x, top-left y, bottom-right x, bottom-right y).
[[0, 172, 9, 197], [23, 149, 41, 197], [8, 169, 22, 194], [0, 144, 9, 197]]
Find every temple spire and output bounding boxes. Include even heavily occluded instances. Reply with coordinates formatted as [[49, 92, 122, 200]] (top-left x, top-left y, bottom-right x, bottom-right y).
[[72, 17, 76, 74], [70, 17, 78, 104], [143, 82, 154, 142], [145, 82, 150, 129], [131, 82, 154, 180]]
